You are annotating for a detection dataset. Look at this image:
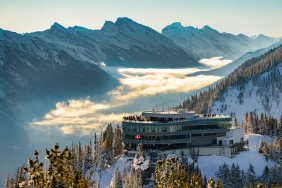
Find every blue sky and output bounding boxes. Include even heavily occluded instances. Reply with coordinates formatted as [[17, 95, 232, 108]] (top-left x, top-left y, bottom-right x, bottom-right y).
[[0, 0, 281, 37]]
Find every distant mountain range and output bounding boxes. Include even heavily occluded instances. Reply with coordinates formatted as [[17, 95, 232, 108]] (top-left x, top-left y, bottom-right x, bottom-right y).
[[162, 22, 281, 60], [26, 18, 199, 68]]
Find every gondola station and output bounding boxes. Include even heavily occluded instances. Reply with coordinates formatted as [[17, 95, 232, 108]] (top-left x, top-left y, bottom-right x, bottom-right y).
[[122, 109, 245, 157]]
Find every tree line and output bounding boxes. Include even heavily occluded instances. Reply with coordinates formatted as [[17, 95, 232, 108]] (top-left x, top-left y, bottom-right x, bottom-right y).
[[234, 112, 282, 137], [215, 162, 282, 188]]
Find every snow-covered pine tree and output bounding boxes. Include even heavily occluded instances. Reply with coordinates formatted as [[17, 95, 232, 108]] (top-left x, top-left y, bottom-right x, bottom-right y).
[[241, 170, 247, 187], [215, 163, 230, 187], [103, 138, 113, 166], [96, 178, 101, 188], [122, 160, 127, 186], [207, 177, 222, 188], [233, 115, 238, 128], [72, 142, 77, 171], [77, 141, 83, 172], [114, 125, 123, 156], [15, 166, 26, 186], [93, 132, 100, 168], [248, 112, 254, 133], [180, 150, 189, 172], [260, 165, 270, 185], [111, 169, 123, 188], [244, 112, 249, 133], [5, 175, 15, 188], [203, 176, 207, 188], [148, 173, 156, 188], [83, 144, 92, 176], [190, 147, 199, 163], [247, 164, 256, 186], [106, 123, 114, 148], [230, 163, 240, 188]]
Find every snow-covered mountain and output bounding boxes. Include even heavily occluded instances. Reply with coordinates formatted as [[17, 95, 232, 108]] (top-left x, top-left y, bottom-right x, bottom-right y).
[[182, 43, 282, 122], [162, 22, 281, 60], [27, 18, 199, 68], [0, 28, 118, 159]]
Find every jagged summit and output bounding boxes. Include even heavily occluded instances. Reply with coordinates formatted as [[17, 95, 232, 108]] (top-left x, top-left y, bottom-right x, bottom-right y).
[[101, 21, 115, 30], [202, 25, 212, 29], [50, 22, 65, 30], [201, 25, 218, 33], [115, 17, 136, 24], [68, 26, 92, 34]]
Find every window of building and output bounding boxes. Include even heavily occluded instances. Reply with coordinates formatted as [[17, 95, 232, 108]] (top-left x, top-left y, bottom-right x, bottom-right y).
[[191, 134, 202, 137], [204, 133, 217, 136]]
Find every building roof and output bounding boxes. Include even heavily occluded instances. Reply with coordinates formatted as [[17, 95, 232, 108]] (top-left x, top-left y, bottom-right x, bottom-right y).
[[142, 110, 196, 119]]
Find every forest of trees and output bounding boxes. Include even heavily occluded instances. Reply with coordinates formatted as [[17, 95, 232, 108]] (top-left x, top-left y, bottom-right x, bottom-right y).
[[180, 44, 282, 114], [215, 162, 282, 188], [234, 112, 282, 137], [259, 136, 282, 164]]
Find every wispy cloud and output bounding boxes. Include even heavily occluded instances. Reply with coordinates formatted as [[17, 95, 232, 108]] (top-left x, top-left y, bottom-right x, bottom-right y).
[[32, 99, 132, 135], [109, 71, 222, 101], [199, 56, 232, 68]]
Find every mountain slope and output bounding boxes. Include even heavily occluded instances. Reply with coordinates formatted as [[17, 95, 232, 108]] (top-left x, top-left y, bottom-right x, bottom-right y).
[[0, 28, 118, 149], [181, 44, 282, 121], [27, 18, 199, 68], [162, 22, 281, 60]]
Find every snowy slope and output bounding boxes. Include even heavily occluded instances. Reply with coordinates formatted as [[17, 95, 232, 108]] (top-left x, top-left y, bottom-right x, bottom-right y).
[[162, 22, 281, 60], [91, 155, 131, 188], [210, 63, 282, 122], [188, 134, 275, 181]]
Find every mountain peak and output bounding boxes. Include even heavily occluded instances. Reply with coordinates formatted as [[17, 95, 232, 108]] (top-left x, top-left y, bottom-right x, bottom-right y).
[[162, 22, 184, 33], [203, 25, 213, 30], [50, 22, 65, 30], [256, 34, 268, 39], [115, 17, 138, 27], [101, 21, 115, 31], [116, 17, 134, 23]]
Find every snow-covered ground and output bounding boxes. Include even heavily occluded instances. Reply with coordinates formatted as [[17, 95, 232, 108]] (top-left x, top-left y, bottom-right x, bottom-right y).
[[191, 134, 276, 181], [91, 134, 276, 187], [91, 155, 131, 188]]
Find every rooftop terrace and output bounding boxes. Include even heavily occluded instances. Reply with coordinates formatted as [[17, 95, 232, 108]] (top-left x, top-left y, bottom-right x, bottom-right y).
[[123, 110, 230, 123]]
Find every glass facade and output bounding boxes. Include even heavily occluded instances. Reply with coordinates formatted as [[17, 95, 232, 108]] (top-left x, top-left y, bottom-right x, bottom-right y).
[[122, 118, 232, 133], [122, 117, 232, 146]]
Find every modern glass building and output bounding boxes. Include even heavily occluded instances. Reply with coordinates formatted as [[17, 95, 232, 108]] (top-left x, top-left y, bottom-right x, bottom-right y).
[[122, 110, 234, 150]]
